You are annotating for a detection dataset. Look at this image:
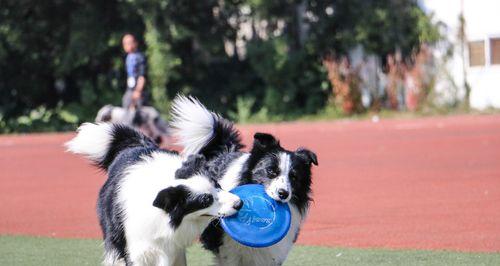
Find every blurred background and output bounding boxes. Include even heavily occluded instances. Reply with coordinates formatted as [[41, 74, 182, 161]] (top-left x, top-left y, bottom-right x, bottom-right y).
[[1, 0, 498, 133]]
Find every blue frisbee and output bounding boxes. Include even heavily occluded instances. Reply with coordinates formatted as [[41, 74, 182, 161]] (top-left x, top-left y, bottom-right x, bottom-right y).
[[221, 184, 291, 248]]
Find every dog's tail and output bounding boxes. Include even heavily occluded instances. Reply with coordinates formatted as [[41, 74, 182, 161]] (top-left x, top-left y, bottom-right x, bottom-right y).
[[170, 95, 243, 159], [65, 122, 157, 170]]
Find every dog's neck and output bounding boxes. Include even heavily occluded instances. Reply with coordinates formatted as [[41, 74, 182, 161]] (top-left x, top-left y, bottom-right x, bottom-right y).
[[172, 216, 212, 249]]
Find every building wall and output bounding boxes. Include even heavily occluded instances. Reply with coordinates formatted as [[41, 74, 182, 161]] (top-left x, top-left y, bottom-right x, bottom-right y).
[[464, 0, 500, 109], [423, 0, 500, 109]]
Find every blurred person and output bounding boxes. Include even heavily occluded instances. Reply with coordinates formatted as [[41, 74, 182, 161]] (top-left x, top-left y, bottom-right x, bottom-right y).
[[122, 33, 148, 109], [102, 34, 169, 144]]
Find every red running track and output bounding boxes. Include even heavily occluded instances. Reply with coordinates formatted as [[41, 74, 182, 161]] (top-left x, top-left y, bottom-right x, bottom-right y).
[[0, 114, 499, 252]]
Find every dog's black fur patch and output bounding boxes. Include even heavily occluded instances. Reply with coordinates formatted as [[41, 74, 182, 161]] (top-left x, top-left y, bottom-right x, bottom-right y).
[[200, 219, 226, 253], [289, 148, 318, 214], [203, 152, 244, 184], [100, 124, 157, 170], [175, 154, 224, 190], [153, 185, 214, 228], [175, 154, 207, 179], [199, 116, 244, 159], [239, 133, 282, 183]]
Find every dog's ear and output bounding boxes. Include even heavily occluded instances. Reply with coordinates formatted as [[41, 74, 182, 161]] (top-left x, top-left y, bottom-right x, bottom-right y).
[[175, 154, 206, 179], [252, 133, 280, 152], [101, 109, 113, 122], [295, 148, 318, 166], [242, 133, 281, 179], [153, 185, 188, 212]]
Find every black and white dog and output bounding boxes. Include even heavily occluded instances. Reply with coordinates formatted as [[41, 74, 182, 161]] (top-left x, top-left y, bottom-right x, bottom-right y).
[[95, 104, 169, 144], [66, 122, 242, 266], [170, 96, 318, 266]]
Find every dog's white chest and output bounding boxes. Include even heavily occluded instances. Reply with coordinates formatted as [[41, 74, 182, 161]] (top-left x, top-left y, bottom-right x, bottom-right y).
[[217, 205, 303, 266]]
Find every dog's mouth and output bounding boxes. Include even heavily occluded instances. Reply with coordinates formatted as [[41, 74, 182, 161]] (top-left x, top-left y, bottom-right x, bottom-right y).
[[200, 214, 228, 221], [269, 194, 290, 203]]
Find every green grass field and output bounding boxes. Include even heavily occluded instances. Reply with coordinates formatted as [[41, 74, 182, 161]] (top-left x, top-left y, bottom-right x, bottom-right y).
[[1, 235, 499, 266]]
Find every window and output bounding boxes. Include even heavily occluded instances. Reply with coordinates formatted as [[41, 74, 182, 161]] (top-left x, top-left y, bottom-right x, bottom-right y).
[[490, 38, 500, 65], [469, 41, 485, 66]]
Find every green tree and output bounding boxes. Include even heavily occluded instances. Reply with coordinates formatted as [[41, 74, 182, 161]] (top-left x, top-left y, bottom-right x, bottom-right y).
[[0, 0, 439, 132]]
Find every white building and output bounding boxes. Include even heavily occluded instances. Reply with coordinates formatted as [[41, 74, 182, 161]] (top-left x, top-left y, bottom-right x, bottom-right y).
[[422, 0, 500, 109]]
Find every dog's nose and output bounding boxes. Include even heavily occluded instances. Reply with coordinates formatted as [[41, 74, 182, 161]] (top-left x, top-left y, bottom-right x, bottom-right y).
[[278, 189, 289, 200], [233, 200, 243, 210]]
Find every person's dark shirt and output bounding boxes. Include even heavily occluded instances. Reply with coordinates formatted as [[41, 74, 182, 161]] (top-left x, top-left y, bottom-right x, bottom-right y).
[[126, 52, 146, 90]]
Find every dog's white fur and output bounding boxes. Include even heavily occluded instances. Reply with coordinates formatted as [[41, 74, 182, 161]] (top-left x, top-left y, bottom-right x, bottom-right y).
[[66, 122, 113, 162], [67, 123, 241, 266], [118, 154, 238, 266], [266, 153, 293, 202], [170, 95, 218, 155], [219, 154, 250, 191]]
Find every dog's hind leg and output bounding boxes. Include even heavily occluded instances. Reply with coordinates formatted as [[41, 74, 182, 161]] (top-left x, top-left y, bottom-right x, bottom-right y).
[[128, 242, 165, 266], [103, 249, 125, 266]]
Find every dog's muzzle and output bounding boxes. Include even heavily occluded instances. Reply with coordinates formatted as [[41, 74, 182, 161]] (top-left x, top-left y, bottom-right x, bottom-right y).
[[277, 189, 290, 200]]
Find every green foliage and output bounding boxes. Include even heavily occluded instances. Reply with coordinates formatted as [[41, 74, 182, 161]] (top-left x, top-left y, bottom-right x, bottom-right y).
[[228, 96, 276, 124], [0, 0, 142, 130], [228, 97, 256, 124], [0, 104, 80, 133], [303, 0, 441, 57], [144, 19, 178, 116], [245, 38, 328, 118], [0, 0, 440, 132]]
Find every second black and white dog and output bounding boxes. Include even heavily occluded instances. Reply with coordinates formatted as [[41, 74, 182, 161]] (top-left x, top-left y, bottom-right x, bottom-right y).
[[66, 122, 242, 266], [170, 96, 318, 265], [95, 104, 169, 144]]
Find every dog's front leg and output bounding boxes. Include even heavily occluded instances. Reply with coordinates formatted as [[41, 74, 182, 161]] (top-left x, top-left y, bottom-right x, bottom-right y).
[[157, 255, 170, 266], [156, 249, 185, 266], [171, 249, 187, 266]]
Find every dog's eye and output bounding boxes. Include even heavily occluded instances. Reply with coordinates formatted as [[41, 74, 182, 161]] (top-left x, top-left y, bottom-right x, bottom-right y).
[[199, 194, 214, 208], [213, 180, 221, 189], [267, 169, 278, 179]]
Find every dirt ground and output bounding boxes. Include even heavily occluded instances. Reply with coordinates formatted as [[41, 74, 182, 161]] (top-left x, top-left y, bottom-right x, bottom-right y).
[[1, 114, 499, 252]]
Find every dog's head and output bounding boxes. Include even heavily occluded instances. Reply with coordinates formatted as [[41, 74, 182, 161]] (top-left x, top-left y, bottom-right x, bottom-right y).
[[95, 105, 114, 122], [246, 133, 318, 205], [153, 155, 242, 228]]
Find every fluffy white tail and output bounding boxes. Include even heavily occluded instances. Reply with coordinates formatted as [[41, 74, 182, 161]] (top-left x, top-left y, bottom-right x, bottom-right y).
[[65, 122, 156, 170], [170, 95, 243, 158], [170, 95, 217, 155], [65, 123, 114, 163]]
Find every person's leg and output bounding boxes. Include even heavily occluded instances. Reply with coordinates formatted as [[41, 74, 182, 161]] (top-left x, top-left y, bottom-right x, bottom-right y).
[[138, 90, 150, 108], [122, 89, 134, 109]]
